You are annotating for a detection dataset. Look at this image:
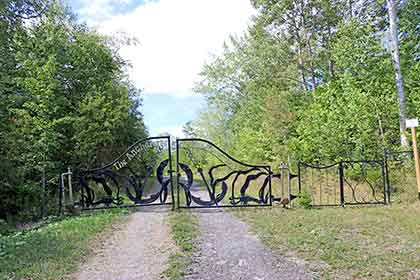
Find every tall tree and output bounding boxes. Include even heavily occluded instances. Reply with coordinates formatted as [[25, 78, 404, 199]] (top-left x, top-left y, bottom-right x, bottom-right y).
[[193, 0, 419, 164], [386, 0, 409, 147], [0, 1, 147, 220]]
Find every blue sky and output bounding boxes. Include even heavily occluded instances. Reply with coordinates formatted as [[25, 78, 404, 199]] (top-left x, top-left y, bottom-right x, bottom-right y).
[[142, 93, 204, 136], [68, 0, 151, 20], [66, 0, 254, 136]]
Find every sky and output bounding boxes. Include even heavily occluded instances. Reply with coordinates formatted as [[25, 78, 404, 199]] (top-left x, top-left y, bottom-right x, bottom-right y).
[[66, 0, 255, 136]]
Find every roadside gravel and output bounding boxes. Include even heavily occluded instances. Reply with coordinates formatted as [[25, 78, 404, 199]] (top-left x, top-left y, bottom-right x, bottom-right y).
[[73, 208, 175, 280], [185, 210, 313, 280]]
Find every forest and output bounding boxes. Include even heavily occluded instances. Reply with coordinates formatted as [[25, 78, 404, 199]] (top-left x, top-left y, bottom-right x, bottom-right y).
[[188, 0, 420, 165], [0, 0, 147, 221]]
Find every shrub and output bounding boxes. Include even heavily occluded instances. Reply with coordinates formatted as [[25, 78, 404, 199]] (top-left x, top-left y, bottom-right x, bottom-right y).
[[295, 190, 312, 209]]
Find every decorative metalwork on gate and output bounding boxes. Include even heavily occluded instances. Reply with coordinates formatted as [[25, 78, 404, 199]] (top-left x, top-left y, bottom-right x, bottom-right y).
[[71, 136, 174, 210], [176, 138, 273, 208], [298, 160, 388, 207], [342, 161, 387, 205], [58, 135, 398, 211]]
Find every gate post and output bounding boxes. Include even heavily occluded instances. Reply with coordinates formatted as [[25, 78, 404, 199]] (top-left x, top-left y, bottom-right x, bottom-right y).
[[67, 167, 73, 207], [339, 161, 345, 207], [380, 160, 387, 205], [59, 168, 73, 216], [384, 150, 391, 204], [176, 139, 180, 209], [287, 166, 292, 208], [168, 137, 175, 211], [58, 175, 63, 216], [298, 161, 302, 194], [268, 166, 273, 206]]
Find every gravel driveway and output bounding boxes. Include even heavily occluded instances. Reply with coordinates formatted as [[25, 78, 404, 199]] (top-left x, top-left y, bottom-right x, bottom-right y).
[[185, 210, 313, 280], [73, 208, 175, 280], [73, 179, 313, 280]]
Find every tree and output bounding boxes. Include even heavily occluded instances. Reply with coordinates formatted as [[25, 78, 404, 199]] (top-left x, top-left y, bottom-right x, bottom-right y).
[[0, 0, 50, 220], [386, 0, 409, 148], [193, 0, 419, 165], [0, 1, 147, 220]]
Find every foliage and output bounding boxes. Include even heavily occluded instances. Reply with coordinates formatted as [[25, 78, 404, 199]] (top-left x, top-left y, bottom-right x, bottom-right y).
[[295, 190, 312, 209], [0, 1, 147, 221], [191, 0, 420, 170]]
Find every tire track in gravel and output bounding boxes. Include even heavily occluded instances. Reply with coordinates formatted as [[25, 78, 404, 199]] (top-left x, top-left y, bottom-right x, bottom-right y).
[[185, 210, 313, 280], [73, 207, 175, 280]]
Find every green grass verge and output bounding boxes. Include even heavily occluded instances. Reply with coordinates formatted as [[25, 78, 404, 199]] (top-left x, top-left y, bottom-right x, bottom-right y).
[[238, 204, 420, 280], [163, 210, 198, 280], [0, 210, 127, 280]]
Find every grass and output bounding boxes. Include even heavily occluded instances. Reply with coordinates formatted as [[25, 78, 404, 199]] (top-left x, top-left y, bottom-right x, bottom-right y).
[[0, 209, 127, 280], [237, 203, 420, 279], [163, 210, 198, 280]]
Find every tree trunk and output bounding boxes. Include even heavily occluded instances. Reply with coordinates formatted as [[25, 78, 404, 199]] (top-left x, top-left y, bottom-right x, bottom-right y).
[[306, 35, 317, 91], [348, 0, 354, 18], [327, 27, 335, 79], [297, 43, 308, 91], [386, 0, 409, 148]]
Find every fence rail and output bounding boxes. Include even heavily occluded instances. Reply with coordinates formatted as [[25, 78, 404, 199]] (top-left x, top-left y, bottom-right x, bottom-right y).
[[298, 159, 389, 207]]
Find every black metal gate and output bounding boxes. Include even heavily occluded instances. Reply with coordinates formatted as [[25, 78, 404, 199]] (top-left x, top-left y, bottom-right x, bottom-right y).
[[59, 136, 392, 211], [65, 136, 174, 211], [298, 160, 389, 207], [175, 138, 273, 208]]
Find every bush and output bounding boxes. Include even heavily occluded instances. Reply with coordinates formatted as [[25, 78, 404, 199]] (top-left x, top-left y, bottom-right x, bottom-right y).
[[295, 190, 312, 209]]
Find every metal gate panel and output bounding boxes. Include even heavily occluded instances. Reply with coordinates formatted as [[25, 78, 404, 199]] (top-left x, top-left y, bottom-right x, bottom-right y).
[[176, 138, 272, 209], [298, 162, 341, 207], [71, 136, 174, 210]]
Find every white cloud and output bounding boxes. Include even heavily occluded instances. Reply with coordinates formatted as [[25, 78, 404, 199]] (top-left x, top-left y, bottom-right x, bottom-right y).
[[156, 125, 185, 138], [83, 0, 255, 96]]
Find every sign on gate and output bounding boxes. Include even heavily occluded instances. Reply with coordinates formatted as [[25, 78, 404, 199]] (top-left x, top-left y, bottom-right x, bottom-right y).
[[64, 136, 174, 210]]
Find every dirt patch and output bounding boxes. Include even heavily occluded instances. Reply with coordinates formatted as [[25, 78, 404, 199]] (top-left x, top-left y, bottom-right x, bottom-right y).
[[73, 207, 175, 280], [185, 210, 313, 280]]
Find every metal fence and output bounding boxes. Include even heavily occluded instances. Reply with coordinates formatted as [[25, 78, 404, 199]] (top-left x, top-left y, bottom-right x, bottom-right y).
[[384, 150, 417, 203], [58, 137, 420, 211], [298, 160, 388, 207], [296, 150, 420, 207]]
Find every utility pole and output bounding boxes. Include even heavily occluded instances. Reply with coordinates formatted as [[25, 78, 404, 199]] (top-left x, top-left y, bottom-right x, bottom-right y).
[[406, 119, 420, 200]]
